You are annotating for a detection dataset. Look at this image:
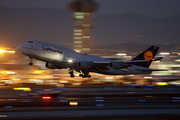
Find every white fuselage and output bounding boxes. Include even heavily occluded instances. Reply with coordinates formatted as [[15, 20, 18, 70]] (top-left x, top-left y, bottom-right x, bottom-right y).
[[17, 40, 152, 75]]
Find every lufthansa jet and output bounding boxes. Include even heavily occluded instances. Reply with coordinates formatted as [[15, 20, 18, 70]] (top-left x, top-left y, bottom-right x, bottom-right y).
[[17, 40, 164, 78]]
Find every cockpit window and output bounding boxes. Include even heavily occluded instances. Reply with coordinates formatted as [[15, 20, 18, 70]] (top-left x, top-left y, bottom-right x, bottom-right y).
[[28, 41, 33, 43]]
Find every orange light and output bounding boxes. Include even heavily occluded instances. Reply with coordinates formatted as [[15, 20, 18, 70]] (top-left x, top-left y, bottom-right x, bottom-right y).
[[42, 96, 51, 100]]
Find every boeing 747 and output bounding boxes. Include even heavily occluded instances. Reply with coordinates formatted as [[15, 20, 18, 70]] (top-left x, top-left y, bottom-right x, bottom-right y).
[[17, 40, 164, 78]]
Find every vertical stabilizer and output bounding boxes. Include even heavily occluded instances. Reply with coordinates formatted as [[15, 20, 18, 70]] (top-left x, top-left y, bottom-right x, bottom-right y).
[[131, 46, 159, 68]]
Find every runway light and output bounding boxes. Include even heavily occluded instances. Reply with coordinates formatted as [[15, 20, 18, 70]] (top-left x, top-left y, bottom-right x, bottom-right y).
[[42, 96, 51, 100], [69, 102, 78, 106]]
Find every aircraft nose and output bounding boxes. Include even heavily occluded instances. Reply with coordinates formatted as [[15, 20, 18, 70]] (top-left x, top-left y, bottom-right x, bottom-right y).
[[17, 44, 23, 52]]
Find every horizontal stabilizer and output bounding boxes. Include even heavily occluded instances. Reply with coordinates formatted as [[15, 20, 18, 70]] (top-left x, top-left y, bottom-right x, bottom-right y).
[[136, 68, 168, 71]]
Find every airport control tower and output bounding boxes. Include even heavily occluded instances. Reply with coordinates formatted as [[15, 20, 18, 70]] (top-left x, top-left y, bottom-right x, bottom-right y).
[[68, 0, 98, 53]]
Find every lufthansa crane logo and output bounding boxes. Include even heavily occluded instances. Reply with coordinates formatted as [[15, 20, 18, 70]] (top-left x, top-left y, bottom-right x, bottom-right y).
[[144, 50, 153, 60]]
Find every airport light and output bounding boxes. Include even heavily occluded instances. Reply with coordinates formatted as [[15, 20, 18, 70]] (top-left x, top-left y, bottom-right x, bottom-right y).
[[159, 52, 170, 55], [116, 53, 127, 56], [7, 51, 15, 53], [0, 49, 6, 53]]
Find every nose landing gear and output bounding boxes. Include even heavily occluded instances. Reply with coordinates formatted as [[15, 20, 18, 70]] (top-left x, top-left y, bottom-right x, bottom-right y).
[[29, 58, 33, 66]]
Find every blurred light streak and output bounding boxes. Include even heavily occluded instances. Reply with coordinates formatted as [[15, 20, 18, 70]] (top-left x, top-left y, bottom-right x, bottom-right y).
[[145, 96, 153, 98], [0, 115, 7, 118], [20, 94, 28, 96], [73, 83, 81, 85], [173, 97, 180, 99], [144, 77, 152, 79], [44, 89, 52, 91], [0, 50, 6, 53], [127, 92, 135, 93], [96, 100, 104, 102], [175, 59, 180, 62], [95, 97, 103, 99], [96, 104, 104, 106], [145, 88, 153, 90], [60, 100, 67, 102], [113, 87, 121, 89], [42, 96, 51, 100], [124, 56, 132, 58], [5, 106, 13, 108], [105, 77, 113, 79], [69, 102, 78, 106], [167, 88, 175, 90], [116, 53, 127, 56], [7, 51, 15, 53], [8, 99, 16, 101], [104, 87, 112, 89], [6, 71, 15, 74], [13, 88, 31, 91], [156, 82, 168, 85], [172, 100, 180, 102], [159, 52, 170, 55], [138, 100, 146, 102], [22, 101, 30, 102], [60, 81, 68, 83]]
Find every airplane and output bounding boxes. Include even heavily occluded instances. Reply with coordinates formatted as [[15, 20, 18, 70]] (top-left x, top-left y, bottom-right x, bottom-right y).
[[17, 40, 165, 78]]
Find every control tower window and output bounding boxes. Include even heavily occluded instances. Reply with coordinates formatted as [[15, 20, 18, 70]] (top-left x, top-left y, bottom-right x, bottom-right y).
[[28, 41, 33, 43]]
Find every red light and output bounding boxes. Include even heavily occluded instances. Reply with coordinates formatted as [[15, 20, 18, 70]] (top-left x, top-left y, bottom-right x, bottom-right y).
[[42, 96, 51, 100], [152, 59, 155, 61]]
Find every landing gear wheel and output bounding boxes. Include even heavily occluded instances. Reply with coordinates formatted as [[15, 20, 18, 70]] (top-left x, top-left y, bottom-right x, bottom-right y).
[[87, 75, 91, 78], [29, 62, 33, 66], [70, 75, 75, 78], [79, 74, 83, 77], [69, 69, 75, 78]]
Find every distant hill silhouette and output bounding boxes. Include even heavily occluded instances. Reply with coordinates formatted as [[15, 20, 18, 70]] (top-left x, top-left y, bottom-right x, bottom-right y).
[[0, 6, 180, 49]]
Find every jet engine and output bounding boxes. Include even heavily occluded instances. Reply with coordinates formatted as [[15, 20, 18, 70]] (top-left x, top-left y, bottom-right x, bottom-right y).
[[109, 62, 123, 70], [77, 62, 90, 70], [45, 62, 62, 69]]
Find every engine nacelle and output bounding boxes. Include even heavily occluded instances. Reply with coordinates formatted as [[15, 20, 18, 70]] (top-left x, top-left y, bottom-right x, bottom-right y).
[[77, 62, 90, 70], [109, 62, 123, 70], [45, 62, 61, 69]]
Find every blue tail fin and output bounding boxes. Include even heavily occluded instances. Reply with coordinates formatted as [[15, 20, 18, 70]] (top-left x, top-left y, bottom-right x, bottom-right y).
[[131, 46, 159, 68]]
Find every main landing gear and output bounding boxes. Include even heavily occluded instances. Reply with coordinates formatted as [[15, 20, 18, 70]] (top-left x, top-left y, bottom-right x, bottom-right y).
[[29, 58, 33, 66], [79, 72, 91, 78], [69, 69, 74, 78], [69, 69, 91, 78]]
